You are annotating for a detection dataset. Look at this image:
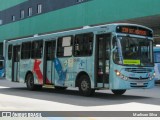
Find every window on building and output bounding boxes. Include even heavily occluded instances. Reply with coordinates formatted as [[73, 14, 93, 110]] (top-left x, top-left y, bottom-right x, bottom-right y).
[[31, 40, 43, 59], [57, 36, 73, 57], [37, 4, 42, 14], [28, 7, 32, 16], [77, 0, 84, 3], [8, 45, 13, 60], [74, 33, 93, 56], [21, 42, 31, 59], [20, 10, 25, 19], [12, 16, 16, 21], [0, 20, 3, 25]]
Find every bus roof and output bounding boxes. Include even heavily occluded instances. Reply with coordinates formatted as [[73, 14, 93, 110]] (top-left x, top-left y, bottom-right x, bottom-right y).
[[7, 23, 153, 43]]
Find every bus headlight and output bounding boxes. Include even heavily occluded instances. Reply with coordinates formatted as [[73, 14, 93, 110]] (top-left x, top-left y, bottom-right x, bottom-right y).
[[115, 70, 128, 80], [150, 73, 156, 80], [153, 72, 156, 77], [115, 70, 121, 76]]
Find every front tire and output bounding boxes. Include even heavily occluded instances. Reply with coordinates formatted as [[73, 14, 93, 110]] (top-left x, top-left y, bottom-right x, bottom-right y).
[[112, 90, 126, 95], [79, 75, 95, 96]]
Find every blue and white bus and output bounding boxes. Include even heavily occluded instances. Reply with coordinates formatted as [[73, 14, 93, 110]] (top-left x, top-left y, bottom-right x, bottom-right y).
[[0, 56, 4, 77], [153, 46, 160, 83], [5, 23, 155, 96]]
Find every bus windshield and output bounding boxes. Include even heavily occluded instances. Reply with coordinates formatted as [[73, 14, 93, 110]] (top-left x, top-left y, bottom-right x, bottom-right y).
[[113, 36, 153, 66]]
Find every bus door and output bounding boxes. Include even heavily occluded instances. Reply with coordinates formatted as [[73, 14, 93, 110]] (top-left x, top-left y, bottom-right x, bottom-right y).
[[43, 40, 56, 84], [12, 45, 20, 82], [96, 34, 111, 87]]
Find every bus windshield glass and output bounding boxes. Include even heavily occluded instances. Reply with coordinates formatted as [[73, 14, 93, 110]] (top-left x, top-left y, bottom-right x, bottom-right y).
[[113, 36, 153, 66]]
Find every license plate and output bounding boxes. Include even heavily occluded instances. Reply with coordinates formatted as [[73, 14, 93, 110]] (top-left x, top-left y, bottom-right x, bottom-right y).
[[137, 83, 144, 86]]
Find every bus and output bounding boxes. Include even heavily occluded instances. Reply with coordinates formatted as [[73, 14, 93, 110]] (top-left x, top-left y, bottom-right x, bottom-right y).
[[153, 46, 160, 83], [0, 56, 4, 77], [5, 23, 155, 96]]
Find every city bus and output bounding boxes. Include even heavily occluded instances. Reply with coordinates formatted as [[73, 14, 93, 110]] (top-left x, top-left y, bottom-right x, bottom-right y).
[[5, 23, 155, 96], [153, 46, 160, 83], [0, 56, 4, 77]]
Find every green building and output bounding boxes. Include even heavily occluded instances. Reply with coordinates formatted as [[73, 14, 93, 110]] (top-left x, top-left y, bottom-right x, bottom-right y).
[[0, 0, 160, 56]]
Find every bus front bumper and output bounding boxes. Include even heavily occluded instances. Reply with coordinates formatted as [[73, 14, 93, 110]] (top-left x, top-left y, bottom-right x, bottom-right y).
[[110, 77, 155, 90]]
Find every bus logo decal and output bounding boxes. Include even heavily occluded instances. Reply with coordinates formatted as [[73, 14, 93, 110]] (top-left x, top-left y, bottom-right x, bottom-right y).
[[54, 58, 67, 85], [33, 60, 50, 84]]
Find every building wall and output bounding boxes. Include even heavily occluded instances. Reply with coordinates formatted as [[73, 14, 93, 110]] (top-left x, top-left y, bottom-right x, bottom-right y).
[[0, 0, 27, 11], [0, 0, 160, 42]]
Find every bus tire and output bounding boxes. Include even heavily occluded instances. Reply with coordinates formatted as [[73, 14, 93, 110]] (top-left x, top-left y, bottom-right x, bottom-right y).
[[79, 75, 95, 96], [26, 73, 36, 90], [55, 86, 67, 90], [112, 90, 126, 95]]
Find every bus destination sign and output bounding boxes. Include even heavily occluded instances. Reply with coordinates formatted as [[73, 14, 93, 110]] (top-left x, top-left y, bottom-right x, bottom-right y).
[[116, 26, 153, 37]]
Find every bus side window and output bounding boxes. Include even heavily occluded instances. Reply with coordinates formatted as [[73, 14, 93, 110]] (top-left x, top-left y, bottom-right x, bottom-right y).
[[112, 37, 119, 64], [57, 36, 73, 57], [31, 40, 43, 59], [8, 45, 13, 60], [106, 35, 111, 60], [21, 42, 31, 59], [46, 41, 56, 60], [74, 33, 93, 56]]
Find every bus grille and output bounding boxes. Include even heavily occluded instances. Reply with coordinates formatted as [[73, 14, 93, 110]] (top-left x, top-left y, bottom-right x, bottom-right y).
[[125, 68, 152, 73]]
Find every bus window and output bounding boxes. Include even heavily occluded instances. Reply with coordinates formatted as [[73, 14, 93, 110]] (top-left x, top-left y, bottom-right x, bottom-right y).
[[21, 42, 31, 59], [46, 41, 56, 60], [57, 36, 73, 57], [8, 45, 13, 60], [31, 40, 43, 59], [74, 33, 93, 56], [114, 36, 153, 66]]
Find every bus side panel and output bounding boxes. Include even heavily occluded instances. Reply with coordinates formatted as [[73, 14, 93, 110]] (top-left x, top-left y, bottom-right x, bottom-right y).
[[19, 59, 44, 85], [86, 57, 95, 88], [154, 63, 160, 81], [32, 59, 44, 85], [54, 57, 94, 88], [54, 57, 75, 87], [6, 59, 12, 81], [19, 59, 32, 83], [6, 44, 12, 81]]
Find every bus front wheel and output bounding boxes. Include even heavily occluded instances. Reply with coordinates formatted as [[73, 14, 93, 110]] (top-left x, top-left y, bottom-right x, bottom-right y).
[[112, 90, 126, 95], [79, 75, 95, 96]]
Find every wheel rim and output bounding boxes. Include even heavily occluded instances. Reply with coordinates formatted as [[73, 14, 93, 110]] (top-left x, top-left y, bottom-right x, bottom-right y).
[[81, 80, 89, 91]]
